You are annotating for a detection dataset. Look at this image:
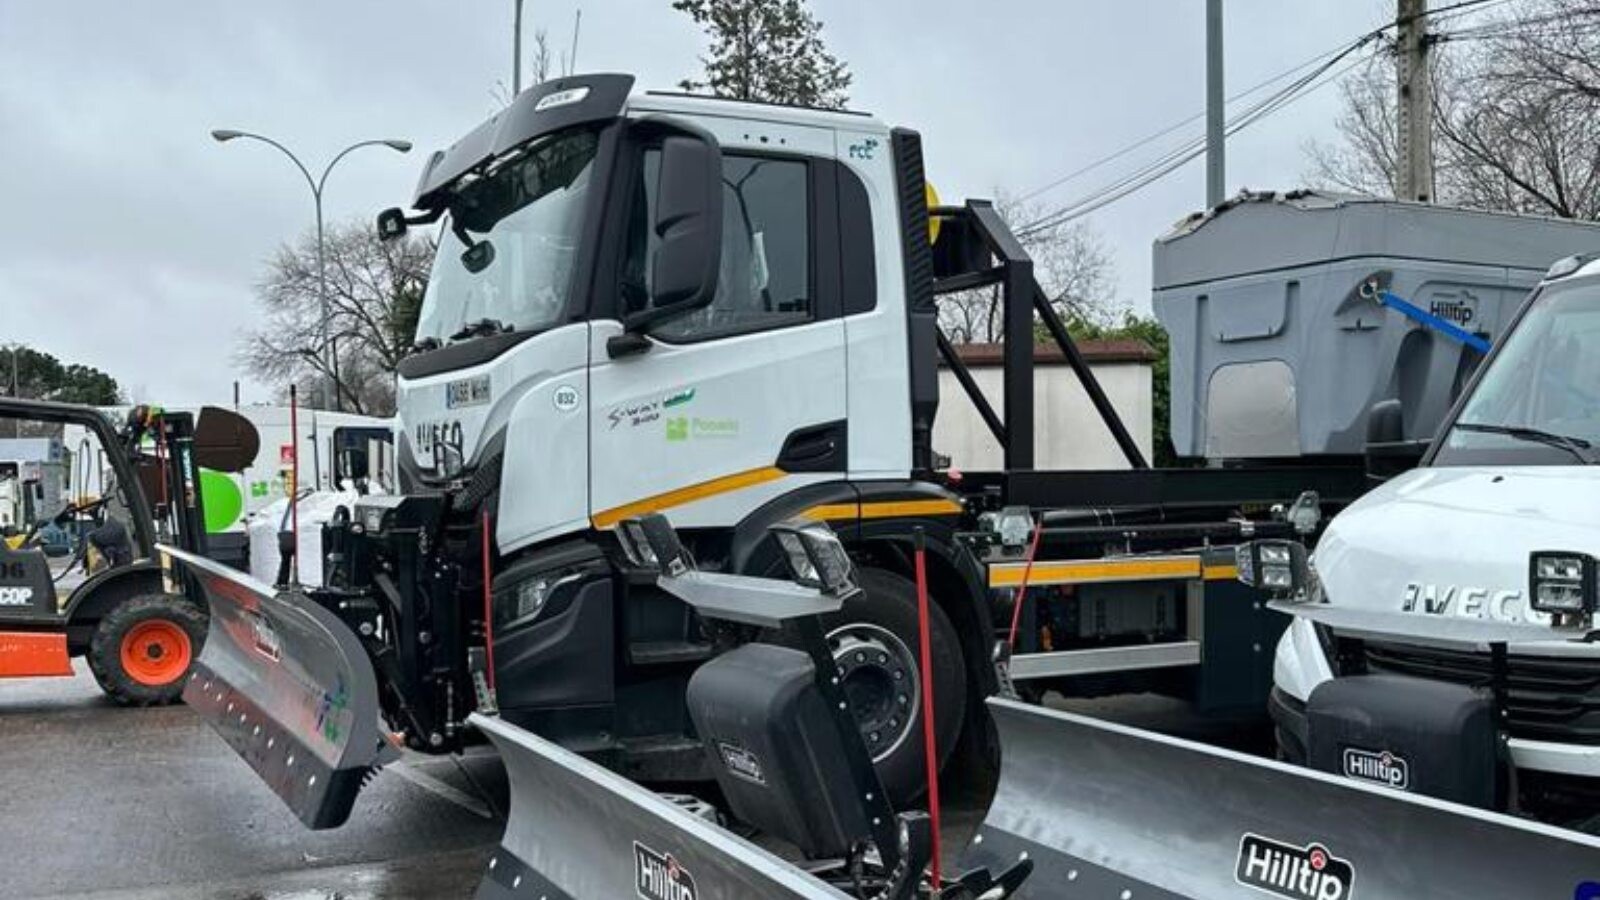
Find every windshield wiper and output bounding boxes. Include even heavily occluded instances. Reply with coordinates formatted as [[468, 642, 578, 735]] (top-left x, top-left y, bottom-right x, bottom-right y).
[[1454, 422, 1600, 464], [449, 319, 513, 342]]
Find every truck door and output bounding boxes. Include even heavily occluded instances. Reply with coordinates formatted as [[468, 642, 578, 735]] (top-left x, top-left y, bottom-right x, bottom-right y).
[[589, 130, 848, 529]]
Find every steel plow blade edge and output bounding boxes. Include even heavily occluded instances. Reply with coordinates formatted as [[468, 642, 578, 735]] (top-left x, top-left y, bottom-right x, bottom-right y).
[[470, 712, 851, 900], [164, 545, 392, 829], [961, 697, 1600, 899]]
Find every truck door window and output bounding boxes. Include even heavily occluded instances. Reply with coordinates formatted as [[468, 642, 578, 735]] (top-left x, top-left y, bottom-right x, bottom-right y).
[[624, 152, 813, 341]]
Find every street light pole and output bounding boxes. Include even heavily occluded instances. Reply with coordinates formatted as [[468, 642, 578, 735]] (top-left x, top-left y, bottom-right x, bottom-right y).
[[211, 131, 411, 411]]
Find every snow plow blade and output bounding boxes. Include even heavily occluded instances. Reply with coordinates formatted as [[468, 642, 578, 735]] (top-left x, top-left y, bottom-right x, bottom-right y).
[[962, 697, 1600, 899], [165, 545, 392, 829], [471, 712, 849, 900]]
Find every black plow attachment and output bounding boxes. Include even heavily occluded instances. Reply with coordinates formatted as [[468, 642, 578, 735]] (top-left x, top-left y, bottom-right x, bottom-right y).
[[166, 546, 394, 829], [963, 697, 1600, 899]]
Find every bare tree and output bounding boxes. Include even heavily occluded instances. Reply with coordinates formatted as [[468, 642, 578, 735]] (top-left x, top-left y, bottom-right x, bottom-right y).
[[240, 220, 433, 416], [938, 194, 1118, 344], [1306, 0, 1600, 218]]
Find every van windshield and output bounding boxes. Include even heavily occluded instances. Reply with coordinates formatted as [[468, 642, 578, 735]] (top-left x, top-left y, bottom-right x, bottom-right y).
[[1437, 277, 1600, 466], [414, 128, 600, 344]]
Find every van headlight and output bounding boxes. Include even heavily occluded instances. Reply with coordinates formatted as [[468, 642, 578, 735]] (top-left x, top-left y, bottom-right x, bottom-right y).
[[1237, 539, 1315, 600], [1530, 551, 1597, 615]]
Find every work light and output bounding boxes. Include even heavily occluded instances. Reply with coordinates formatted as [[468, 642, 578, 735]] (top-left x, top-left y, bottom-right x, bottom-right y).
[[1236, 539, 1314, 600], [616, 513, 692, 576], [769, 519, 859, 599], [1529, 551, 1597, 616]]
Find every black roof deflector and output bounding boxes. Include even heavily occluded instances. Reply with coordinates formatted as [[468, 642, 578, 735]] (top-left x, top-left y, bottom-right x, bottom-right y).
[[412, 73, 635, 210]]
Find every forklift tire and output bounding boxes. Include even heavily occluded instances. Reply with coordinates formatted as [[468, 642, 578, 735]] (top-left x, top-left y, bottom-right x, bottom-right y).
[[810, 567, 967, 807], [88, 594, 207, 706]]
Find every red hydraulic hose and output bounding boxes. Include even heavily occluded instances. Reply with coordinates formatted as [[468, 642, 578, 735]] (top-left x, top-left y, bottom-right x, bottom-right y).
[[289, 386, 301, 587], [913, 529, 942, 890], [1005, 517, 1044, 651], [480, 508, 497, 694]]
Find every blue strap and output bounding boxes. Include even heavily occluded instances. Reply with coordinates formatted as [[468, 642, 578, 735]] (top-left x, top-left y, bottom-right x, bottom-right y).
[[1378, 291, 1492, 354]]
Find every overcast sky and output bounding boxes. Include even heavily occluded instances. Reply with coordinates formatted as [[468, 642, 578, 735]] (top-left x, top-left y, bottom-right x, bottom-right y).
[[0, 0, 1427, 406]]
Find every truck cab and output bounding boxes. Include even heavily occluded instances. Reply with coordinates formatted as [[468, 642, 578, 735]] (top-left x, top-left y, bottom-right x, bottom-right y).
[[1269, 253, 1600, 827]]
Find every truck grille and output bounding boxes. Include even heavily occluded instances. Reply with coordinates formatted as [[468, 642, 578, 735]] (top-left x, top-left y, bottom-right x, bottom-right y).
[[1362, 641, 1600, 745]]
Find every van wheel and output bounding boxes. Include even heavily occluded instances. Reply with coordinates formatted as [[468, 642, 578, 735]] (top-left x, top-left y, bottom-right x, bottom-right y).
[[88, 594, 207, 706], [817, 567, 967, 806]]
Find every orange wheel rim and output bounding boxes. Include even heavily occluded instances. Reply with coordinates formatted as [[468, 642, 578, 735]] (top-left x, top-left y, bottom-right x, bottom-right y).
[[120, 620, 192, 686]]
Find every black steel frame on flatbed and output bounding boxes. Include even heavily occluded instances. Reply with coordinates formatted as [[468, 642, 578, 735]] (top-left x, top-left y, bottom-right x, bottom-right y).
[[927, 200, 1369, 514]]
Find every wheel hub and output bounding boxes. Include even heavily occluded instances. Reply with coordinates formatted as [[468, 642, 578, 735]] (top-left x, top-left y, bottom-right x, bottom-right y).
[[120, 620, 192, 687], [828, 623, 920, 763]]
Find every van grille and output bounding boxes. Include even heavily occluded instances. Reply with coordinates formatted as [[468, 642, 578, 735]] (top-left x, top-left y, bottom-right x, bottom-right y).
[[1362, 641, 1600, 745]]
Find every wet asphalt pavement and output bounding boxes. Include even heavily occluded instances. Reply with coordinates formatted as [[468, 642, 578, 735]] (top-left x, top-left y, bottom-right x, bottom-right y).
[[1, 664, 1271, 899]]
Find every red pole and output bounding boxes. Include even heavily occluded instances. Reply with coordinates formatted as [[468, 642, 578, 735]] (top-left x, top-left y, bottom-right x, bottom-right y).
[[289, 386, 301, 587], [480, 508, 497, 695], [913, 528, 942, 891]]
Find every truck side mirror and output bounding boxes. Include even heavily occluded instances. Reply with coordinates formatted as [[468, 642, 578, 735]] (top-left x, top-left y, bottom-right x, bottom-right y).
[[376, 207, 408, 243], [648, 134, 723, 316]]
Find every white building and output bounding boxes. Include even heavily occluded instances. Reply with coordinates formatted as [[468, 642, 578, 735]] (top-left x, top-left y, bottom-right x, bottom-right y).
[[933, 340, 1156, 472]]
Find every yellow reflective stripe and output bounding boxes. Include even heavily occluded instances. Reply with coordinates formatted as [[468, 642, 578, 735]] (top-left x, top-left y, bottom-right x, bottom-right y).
[[800, 498, 964, 522], [592, 467, 786, 529], [989, 555, 1202, 588], [800, 503, 861, 521], [1202, 564, 1240, 581]]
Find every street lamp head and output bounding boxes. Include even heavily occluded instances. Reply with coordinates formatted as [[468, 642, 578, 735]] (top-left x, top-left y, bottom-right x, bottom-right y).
[[383, 140, 414, 153], [211, 129, 245, 143]]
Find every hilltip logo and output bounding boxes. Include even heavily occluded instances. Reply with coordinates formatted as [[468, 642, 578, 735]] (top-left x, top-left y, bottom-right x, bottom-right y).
[[1342, 746, 1410, 790], [634, 841, 697, 900], [247, 610, 282, 662], [1236, 834, 1355, 900], [717, 741, 766, 786]]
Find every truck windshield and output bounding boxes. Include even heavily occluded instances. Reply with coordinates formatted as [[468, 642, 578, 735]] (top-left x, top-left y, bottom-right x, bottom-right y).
[[414, 128, 600, 344], [1437, 277, 1600, 466]]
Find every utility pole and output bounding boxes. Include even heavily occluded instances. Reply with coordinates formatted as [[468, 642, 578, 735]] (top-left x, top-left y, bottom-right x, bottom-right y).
[[1396, 0, 1435, 202], [1205, 0, 1226, 209], [513, 0, 525, 94]]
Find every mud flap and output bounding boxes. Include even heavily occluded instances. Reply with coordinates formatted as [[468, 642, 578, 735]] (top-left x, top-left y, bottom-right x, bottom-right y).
[[471, 712, 849, 900], [961, 697, 1600, 899], [164, 545, 394, 829]]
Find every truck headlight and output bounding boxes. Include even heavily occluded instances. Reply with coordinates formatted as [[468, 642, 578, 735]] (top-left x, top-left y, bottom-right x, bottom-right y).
[[769, 519, 859, 599], [1237, 539, 1314, 599], [1530, 551, 1597, 615]]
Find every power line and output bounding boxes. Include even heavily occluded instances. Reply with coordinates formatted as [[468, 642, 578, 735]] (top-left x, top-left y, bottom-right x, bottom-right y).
[[1011, 0, 1516, 232], [1017, 39, 1379, 235]]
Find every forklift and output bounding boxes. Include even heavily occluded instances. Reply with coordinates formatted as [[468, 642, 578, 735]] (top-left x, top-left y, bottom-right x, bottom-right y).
[[0, 399, 257, 704]]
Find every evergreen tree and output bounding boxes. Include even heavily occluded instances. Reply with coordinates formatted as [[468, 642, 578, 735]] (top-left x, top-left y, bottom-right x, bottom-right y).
[[674, 0, 852, 109]]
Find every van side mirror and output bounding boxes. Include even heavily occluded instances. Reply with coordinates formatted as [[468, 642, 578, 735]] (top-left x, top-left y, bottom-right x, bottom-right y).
[[376, 207, 408, 243], [647, 134, 723, 316], [1366, 399, 1404, 446], [1365, 398, 1426, 481]]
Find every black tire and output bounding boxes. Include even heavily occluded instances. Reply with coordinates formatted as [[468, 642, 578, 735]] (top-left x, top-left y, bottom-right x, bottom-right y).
[[811, 567, 967, 806], [88, 594, 207, 706]]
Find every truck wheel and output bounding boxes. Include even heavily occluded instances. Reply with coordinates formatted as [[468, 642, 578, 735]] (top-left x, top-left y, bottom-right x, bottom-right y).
[[817, 567, 967, 806], [88, 594, 207, 706]]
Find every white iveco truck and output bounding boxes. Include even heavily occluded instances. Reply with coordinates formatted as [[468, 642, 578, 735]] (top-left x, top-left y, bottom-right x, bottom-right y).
[[1265, 253, 1600, 829], [172, 73, 1366, 831]]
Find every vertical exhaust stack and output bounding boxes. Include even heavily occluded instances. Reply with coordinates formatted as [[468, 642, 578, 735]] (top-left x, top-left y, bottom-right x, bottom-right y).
[[892, 128, 940, 474]]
